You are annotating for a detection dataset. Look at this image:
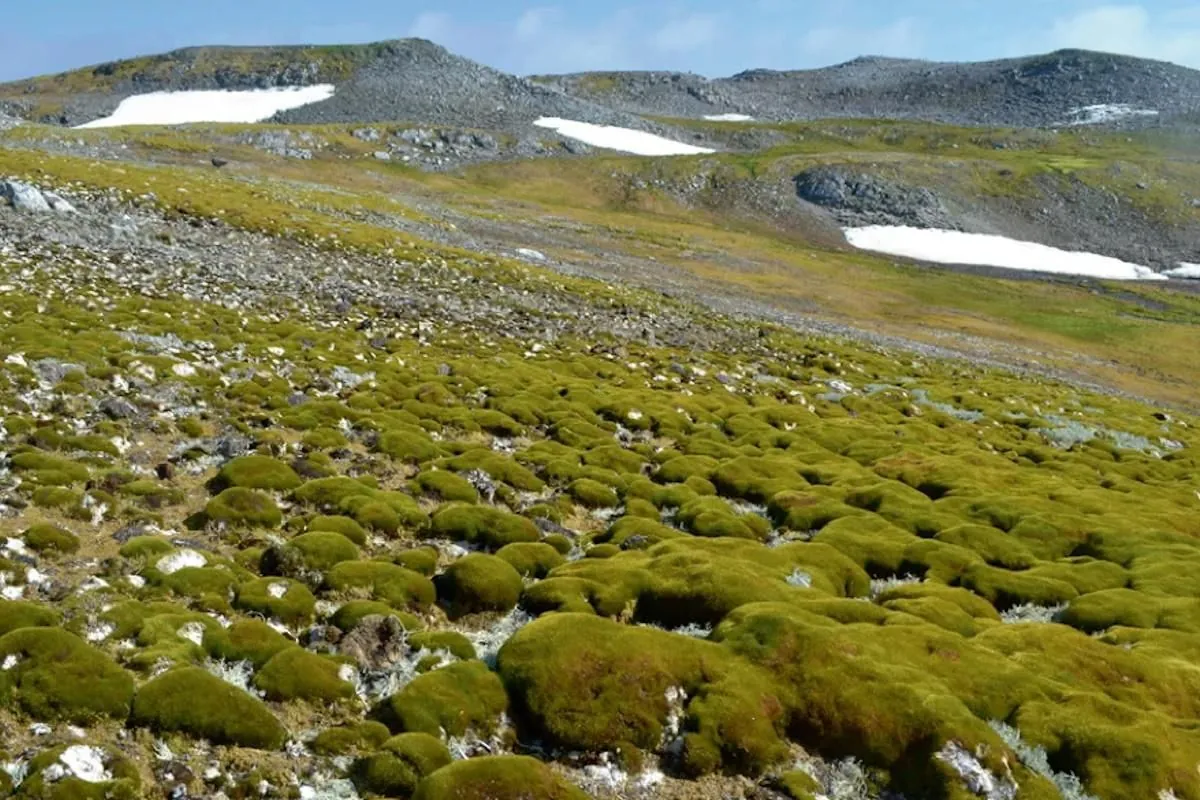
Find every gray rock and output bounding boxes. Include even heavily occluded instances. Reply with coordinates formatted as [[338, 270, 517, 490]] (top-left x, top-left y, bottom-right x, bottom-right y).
[[41, 191, 76, 213], [99, 396, 141, 420], [795, 166, 954, 229], [1, 181, 51, 212], [372, 151, 391, 161], [31, 358, 82, 385], [339, 614, 409, 669]]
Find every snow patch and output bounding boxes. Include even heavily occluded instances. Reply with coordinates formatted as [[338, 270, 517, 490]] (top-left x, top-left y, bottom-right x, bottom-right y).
[[155, 548, 207, 575], [1065, 104, 1158, 126], [533, 117, 715, 156], [703, 113, 755, 122], [1165, 263, 1200, 279], [77, 85, 336, 129], [844, 226, 1166, 281]]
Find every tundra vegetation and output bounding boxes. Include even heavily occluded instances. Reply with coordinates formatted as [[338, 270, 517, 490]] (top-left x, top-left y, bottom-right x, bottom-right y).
[[0, 102, 1198, 800]]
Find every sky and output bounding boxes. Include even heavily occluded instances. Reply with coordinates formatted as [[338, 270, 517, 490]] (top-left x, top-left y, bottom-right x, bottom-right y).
[[3, 1, 1200, 82]]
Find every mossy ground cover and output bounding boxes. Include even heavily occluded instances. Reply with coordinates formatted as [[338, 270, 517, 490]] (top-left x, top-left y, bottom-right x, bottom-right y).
[[0, 125, 1198, 800]]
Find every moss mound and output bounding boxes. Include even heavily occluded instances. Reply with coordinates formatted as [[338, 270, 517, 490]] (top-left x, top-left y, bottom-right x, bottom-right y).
[[308, 514, 368, 545], [409, 631, 476, 662], [412, 756, 590, 800], [497, 613, 788, 776], [312, 720, 392, 755], [212, 454, 302, 492], [288, 531, 361, 570], [428, 504, 539, 551], [22, 523, 80, 555], [205, 487, 282, 528], [411, 470, 480, 503], [495, 542, 565, 578], [332, 600, 422, 633], [202, 618, 294, 667], [0, 599, 59, 636], [435, 554, 524, 618], [254, 646, 354, 702], [0, 628, 134, 722], [379, 660, 508, 737], [234, 578, 317, 625], [353, 733, 452, 797], [131, 666, 286, 749], [327, 561, 436, 610]]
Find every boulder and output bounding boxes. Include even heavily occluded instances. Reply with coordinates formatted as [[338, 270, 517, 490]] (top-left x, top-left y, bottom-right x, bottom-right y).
[[1, 180, 51, 212]]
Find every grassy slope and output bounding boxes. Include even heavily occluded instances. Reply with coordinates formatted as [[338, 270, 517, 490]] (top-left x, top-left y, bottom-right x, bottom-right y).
[[2, 119, 1199, 408]]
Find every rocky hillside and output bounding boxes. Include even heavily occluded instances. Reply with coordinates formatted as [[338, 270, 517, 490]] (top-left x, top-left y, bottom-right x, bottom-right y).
[[6, 41, 1200, 131], [540, 49, 1200, 127], [0, 39, 656, 134]]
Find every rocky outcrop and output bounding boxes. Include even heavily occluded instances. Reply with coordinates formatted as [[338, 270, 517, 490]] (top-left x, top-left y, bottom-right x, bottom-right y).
[[795, 166, 954, 228], [1, 180, 76, 212]]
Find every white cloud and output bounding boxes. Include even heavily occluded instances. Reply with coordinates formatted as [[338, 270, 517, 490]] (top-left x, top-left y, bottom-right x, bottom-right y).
[[1048, 4, 1200, 67]]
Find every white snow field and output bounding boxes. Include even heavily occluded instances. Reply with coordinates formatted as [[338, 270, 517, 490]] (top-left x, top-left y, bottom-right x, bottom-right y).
[[843, 226, 1167, 281], [1065, 104, 1159, 126], [1165, 263, 1200, 279], [76, 85, 336, 129], [533, 117, 714, 156], [703, 113, 755, 122]]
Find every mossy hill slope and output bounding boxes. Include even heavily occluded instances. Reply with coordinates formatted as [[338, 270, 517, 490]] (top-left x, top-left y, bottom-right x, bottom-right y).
[[0, 104, 1198, 800]]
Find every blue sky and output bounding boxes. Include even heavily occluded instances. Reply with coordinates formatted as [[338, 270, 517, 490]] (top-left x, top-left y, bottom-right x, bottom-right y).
[[3, 1, 1199, 82]]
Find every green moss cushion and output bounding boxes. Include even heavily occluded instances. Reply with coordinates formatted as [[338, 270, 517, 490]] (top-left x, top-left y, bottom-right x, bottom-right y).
[[412, 756, 591, 800], [0, 628, 133, 723], [131, 666, 286, 749]]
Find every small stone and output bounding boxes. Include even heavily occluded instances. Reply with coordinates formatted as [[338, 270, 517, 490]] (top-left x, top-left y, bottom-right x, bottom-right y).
[[99, 396, 140, 420], [211, 157, 229, 168]]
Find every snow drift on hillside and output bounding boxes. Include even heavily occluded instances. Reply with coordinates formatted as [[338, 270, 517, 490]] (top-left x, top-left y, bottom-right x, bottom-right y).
[[703, 113, 755, 122], [1165, 263, 1200, 279], [76, 85, 336, 128], [1065, 104, 1159, 126], [843, 226, 1166, 281], [533, 117, 714, 156]]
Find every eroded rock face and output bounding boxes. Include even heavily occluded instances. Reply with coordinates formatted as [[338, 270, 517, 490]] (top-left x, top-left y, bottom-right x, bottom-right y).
[[794, 166, 954, 228]]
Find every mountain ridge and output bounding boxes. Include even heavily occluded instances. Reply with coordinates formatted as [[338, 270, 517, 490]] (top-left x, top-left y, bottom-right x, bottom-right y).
[[3, 39, 1200, 129]]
